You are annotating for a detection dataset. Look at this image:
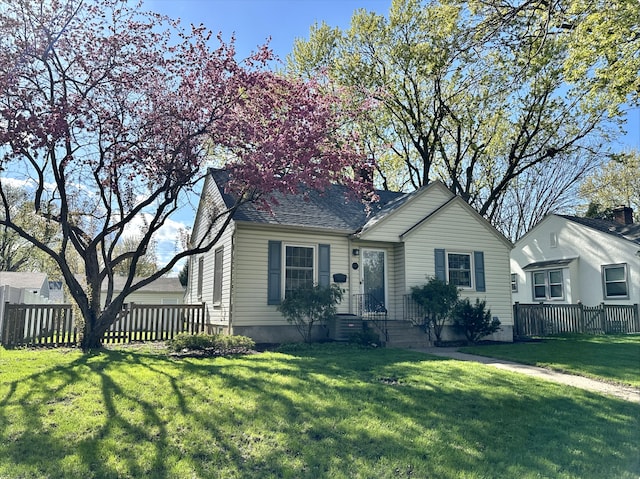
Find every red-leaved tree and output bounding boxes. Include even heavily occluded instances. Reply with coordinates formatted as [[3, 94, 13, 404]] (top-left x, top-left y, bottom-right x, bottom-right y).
[[0, 0, 372, 350]]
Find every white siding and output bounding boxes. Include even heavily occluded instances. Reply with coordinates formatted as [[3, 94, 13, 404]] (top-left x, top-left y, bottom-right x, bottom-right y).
[[358, 182, 453, 242], [403, 201, 513, 328], [124, 291, 184, 305], [184, 175, 236, 330], [511, 215, 640, 306], [233, 225, 351, 327]]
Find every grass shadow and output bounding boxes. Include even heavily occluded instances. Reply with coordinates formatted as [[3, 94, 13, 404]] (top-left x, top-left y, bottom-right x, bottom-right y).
[[0, 344, 638, 478]]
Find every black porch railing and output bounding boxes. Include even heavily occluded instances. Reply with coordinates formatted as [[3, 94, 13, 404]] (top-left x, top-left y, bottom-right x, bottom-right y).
[[352, 294, 388, 341], [403, 294, 426, 326]]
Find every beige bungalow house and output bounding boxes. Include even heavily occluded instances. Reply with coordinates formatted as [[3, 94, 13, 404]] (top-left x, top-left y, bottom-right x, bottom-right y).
[[185, 169, 514, 345]]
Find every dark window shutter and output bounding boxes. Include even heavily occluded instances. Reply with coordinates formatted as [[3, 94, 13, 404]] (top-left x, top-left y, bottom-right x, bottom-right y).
[[197, 257, 204, 298], [474, 251, 486, 292], [268, 241, 282, 305], [434, 249, 446, 282], [318, 244, 331, 288], [213, 247, 223, 304]]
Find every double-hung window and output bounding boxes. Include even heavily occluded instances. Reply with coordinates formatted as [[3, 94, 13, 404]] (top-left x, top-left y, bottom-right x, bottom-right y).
[[448, 253, 472, 288], [268, 241, 330, 305], [602, 264, 628, 299], [532, 269, 563, 300], [284, 245, 314, 297], [434, 249, 485, 292]]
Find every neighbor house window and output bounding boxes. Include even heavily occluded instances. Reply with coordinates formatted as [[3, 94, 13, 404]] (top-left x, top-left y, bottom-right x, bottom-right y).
[[602, 264, 628, 299], [448, 253, 472, 288], [511, 273, 518, 293], [284, 245, 314, 296], [213, 247, 224, 305], [532, 269, 563, 300]]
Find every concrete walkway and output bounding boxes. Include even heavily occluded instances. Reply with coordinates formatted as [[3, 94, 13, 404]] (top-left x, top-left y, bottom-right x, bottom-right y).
[[417, 347, 640, 404]]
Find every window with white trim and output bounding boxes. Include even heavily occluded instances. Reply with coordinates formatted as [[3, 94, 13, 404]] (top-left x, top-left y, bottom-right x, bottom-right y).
[[532, 269, 563, 300], [511, 273, 518, 293], [448, 252, 472, 288], [284, 245, 314, 296], [602, 264, 628, 299]]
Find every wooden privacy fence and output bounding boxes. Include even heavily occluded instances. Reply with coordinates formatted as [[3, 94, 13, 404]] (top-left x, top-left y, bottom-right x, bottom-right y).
[[514, 302, 640, 338], [1, 302, 206, 348]]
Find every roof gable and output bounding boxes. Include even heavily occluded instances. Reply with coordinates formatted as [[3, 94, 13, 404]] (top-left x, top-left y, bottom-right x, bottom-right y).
[[400, 196, 513, 248], [516, 214, 640, 247], [560, 215, 640, 245], [356, 180, 454, 239]]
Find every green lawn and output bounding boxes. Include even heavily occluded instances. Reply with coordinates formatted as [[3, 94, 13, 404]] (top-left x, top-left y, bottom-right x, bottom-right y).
[[461, 334, 640, 388], [0, 343, 638, 479]]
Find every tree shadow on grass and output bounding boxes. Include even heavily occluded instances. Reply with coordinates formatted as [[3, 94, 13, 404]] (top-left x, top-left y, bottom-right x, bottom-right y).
[[0, 345, 638, 478]]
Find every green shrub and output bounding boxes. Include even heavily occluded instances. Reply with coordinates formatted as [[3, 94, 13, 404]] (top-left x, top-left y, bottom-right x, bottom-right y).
[[348, 327, 381, 347], [277, 283, 343, 343], [167, 333, 255, 355], [410, 278, 459, 341], [452, 298, 501, 343]]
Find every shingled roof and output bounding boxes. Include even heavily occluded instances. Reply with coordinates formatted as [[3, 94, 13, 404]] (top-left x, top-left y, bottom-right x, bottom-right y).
[[210, 168, 407, 233], [560, 215, 640, 245], [0, 272, 48, 289]]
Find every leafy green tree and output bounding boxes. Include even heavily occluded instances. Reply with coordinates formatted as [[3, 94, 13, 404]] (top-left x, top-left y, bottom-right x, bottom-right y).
[[112, 235, 159, 278], [579, 150, 640, 222], [452, 298, 500, 343], [0, 0, 371, 350], [277, 284, 343, 343], [178, 261, 189, 287], [288, 0, 637, 237], [0, 185, 58, 273], [410, 278, 459, 342]]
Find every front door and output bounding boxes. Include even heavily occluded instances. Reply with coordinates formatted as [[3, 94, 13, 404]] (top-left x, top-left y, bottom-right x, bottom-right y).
[[361, 249, 386, 313]]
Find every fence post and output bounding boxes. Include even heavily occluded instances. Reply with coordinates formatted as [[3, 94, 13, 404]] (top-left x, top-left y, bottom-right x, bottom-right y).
[[600, 302, 606, 333], [0, 301, 7, 346], [513, 302, 519, 338], [634, 304, 640, 333], [578, 301, 584, 334]]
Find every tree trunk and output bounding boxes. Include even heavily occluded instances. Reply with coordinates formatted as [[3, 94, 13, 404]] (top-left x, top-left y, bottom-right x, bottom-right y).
[[79, 294, 127, 351], [79, 308, 104, 351]]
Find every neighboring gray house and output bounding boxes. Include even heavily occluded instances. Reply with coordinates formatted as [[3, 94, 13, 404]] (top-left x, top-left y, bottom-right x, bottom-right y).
[[0, 272, 52, 334], [101, 276, 186, 305], [185, 169, 514, 344], [511, 207, 640, 306], [0, 272, 50, 303]]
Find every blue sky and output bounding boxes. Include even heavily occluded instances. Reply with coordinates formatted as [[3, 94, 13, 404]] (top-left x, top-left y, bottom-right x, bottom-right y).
[[142, 0, 638, 271], [146, 0, 639, 152]]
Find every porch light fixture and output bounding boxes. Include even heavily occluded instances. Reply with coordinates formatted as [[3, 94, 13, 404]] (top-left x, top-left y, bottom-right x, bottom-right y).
[[352, 248, 360, 256]]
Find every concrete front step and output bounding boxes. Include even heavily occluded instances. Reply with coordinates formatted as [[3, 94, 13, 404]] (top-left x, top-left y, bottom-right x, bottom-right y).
[[384, 321, 432, 348], [331, 316, 431, 347]]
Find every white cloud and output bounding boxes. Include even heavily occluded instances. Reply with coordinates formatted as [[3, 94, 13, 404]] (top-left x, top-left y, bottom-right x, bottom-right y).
[[123, 210, 195, 274]]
